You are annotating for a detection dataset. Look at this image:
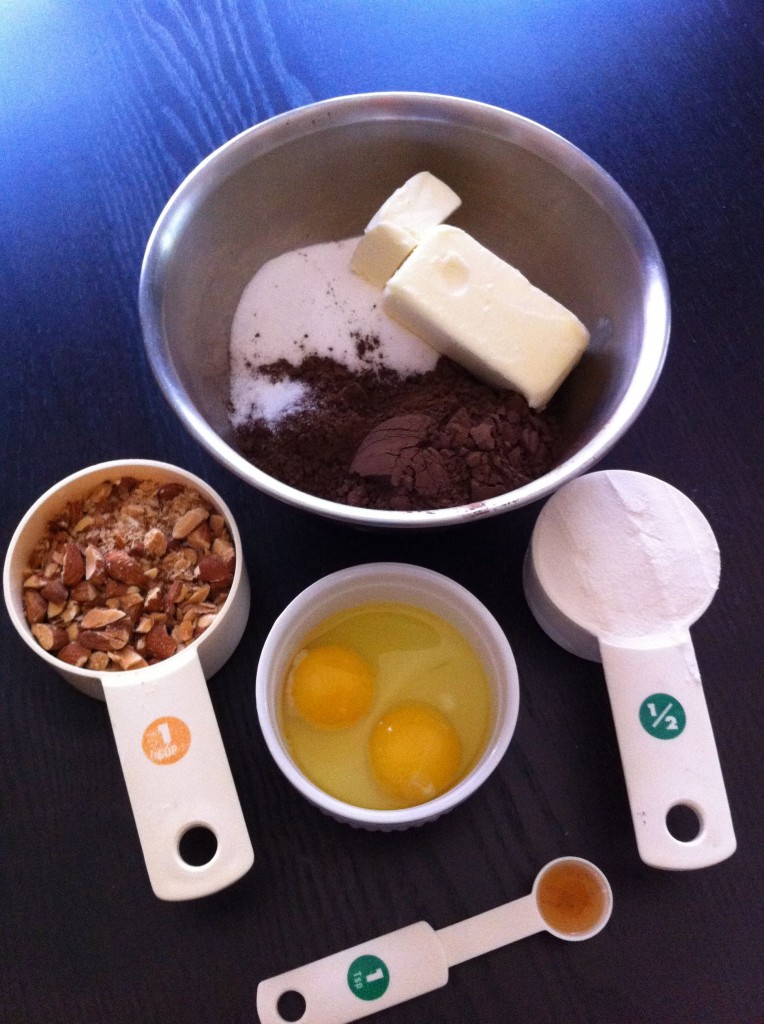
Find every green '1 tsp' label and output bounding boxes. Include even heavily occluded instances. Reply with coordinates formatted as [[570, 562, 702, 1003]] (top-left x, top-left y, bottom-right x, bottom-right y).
[[639, 693, 686, 739], [347, 954, 390, 1001]]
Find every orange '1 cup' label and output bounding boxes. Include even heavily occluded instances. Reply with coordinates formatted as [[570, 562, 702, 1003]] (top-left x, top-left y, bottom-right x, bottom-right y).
[[142, 716, 191, 765]]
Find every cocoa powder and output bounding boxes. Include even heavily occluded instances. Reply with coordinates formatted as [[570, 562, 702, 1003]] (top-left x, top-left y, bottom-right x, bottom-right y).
[[232, 355, 560, 511]]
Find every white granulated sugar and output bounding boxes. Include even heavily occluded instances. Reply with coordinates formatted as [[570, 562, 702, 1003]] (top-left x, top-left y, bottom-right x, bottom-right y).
[[229, 377, 310, 429], [229, 237, 438, 427]]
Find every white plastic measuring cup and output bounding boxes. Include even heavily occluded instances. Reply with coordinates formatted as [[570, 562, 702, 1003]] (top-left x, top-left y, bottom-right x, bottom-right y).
[[4, 460, 254, 900], [256, 856, 612, 1024], [523, 469, 736, 870]]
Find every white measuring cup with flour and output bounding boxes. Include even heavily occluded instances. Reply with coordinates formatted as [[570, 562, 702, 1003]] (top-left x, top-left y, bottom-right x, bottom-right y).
[[257, 856, 612, 1024], [523, 470, 735, 869], [3, 460, 254, 900]]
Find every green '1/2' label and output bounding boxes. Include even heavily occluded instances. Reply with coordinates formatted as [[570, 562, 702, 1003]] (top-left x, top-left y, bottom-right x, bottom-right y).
[[347, 954, 390, 1001], [639, 693, 686, 739]]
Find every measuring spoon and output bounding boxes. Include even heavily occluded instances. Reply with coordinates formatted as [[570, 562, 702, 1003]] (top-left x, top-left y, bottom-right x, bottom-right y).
[[523, 469, 736, 869], [256, 856, 611, 1024]]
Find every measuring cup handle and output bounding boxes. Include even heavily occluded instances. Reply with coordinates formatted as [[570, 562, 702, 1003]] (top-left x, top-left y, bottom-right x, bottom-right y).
[[600, 633, 736, 870], [101, 647, 253, 899]]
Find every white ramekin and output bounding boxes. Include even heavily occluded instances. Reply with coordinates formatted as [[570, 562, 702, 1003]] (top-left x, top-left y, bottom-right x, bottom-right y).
[[256, 562, 520, 830]]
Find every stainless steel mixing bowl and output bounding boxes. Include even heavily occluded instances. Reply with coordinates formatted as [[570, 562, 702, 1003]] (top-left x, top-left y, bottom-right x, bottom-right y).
[[139, 92, 670, 528]]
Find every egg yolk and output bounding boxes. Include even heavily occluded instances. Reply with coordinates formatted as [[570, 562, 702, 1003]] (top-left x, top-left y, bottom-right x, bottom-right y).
[[369, 702, 462, 806], [288, 645, 375, 729]]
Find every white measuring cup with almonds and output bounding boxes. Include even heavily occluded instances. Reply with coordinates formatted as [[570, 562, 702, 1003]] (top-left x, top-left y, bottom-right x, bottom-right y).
[[256, 856, 612, 1024], [3, 460, 254, 900], [523, 469, 736, 869]]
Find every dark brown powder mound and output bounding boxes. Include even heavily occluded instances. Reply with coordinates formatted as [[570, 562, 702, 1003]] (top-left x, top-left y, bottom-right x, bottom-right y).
[[232, 355, 560, 511]]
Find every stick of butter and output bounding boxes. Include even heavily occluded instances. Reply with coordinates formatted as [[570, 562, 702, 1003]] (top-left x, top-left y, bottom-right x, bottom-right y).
[[384, 225, 589, 409], [351, 172, 461, 288]]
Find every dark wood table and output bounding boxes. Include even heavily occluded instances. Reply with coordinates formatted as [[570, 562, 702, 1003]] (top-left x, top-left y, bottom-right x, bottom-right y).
[[1, 3, 762, 1022]]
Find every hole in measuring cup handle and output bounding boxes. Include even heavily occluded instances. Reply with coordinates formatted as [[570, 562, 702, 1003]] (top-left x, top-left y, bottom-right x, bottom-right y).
[[178, 824, 219, 867], [666, 802, 703, 843]]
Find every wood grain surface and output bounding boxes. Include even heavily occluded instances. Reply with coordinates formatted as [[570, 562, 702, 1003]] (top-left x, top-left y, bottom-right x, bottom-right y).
[[1, 2, 762, 1022]]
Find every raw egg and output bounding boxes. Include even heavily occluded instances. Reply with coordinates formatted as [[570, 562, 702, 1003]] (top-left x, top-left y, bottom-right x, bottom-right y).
[[280, 601, 491, 810], [288, 645, 374, 729], [369, 702, 462, 805]]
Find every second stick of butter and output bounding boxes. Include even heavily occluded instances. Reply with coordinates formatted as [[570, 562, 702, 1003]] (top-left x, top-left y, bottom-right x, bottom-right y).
[[383, 225, 589, 410]]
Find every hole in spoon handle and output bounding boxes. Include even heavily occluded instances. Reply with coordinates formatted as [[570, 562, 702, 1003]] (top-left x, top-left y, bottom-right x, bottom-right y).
[[599, 633, 736, 869]]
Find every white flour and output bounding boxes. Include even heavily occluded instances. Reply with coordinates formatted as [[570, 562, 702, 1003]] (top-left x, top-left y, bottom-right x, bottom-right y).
[[531, 471, 720, 639]]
